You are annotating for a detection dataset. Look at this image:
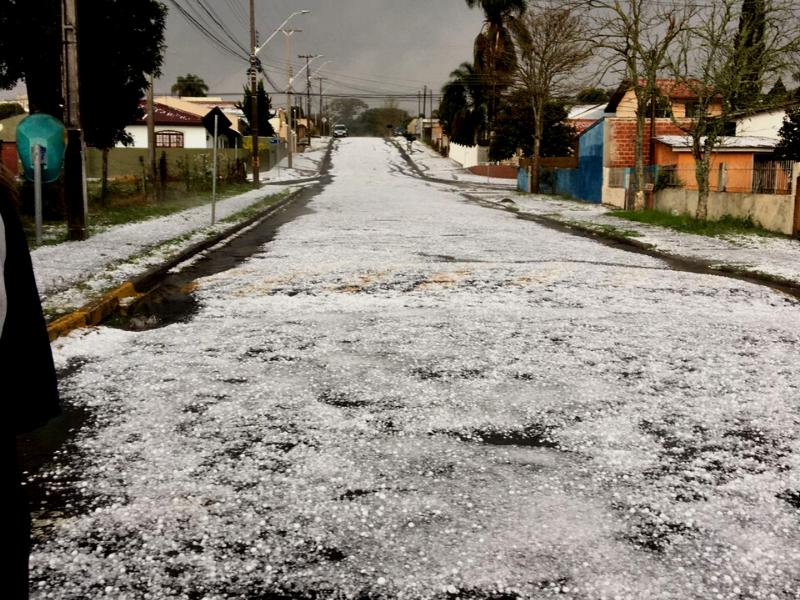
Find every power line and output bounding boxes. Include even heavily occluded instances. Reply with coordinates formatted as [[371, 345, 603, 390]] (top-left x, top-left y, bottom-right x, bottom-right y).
[[166, 0, 248, 63]]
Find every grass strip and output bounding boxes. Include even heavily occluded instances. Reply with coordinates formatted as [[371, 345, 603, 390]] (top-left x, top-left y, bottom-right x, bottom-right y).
[[613, 209, 783, 238]]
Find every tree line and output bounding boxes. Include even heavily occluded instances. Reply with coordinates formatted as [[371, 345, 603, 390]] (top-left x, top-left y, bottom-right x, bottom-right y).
[[440, 0, 800, 217]]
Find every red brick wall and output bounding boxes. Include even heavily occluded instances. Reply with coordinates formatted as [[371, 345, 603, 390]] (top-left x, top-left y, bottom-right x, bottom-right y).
[[607, 118, 687, 168]]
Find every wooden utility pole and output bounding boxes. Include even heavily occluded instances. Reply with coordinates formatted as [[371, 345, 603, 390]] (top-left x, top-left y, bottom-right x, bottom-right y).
[[317, 77, 324, 136], [249, 0, 260, 187], [299, 54, 314, 133], [147, 73, 157, 199], [62, 0, 88, 240]]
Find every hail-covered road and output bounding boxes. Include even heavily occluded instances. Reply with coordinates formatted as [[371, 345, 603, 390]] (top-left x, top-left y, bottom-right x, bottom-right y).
[[32, 138, 800, 599]]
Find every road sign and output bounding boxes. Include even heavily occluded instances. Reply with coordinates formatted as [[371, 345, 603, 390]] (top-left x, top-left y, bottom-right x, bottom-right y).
[[16, 114, 67, 183], [202, 107, 232, 136]]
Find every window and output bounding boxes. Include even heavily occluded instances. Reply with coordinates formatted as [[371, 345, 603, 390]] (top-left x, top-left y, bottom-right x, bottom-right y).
[[155, 130, 184, 148]]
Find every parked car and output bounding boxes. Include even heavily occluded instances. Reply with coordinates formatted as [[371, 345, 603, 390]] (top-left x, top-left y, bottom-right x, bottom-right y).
[[333, 124, 348, 138]]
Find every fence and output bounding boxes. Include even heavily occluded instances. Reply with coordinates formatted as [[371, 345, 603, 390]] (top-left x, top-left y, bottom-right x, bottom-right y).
[[607, 162, 794, 195]]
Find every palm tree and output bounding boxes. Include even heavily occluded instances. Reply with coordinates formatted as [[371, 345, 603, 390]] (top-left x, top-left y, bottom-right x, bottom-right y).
[[464, 0, 526, 134], [171, 73, 209, 97], [439, 62, 488, 146]]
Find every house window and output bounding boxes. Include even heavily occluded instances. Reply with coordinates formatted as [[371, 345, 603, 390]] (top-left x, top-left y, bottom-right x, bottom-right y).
[[645, 95, 672, 118], [155, 130, 184, 148]]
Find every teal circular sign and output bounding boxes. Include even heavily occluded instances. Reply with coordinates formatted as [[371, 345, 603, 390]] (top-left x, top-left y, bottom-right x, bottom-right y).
[[16, 114, 67, 183]]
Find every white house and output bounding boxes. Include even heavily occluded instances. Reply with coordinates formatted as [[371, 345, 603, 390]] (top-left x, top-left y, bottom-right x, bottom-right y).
[[119, 101, 210, 149], [736, 105, 797, 140]]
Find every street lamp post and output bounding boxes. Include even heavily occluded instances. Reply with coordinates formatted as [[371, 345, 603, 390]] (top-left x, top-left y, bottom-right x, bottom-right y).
[[249, 9, 310, 184]]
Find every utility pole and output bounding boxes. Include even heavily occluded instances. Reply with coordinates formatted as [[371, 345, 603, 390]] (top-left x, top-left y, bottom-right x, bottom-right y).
[[317, 77, 324, 136], [147, 73, 157, 199], [299, 54, 314, 134], [62, 0, 88, 240], [249, 0, 260, 187], [283, 29, 301, 169]]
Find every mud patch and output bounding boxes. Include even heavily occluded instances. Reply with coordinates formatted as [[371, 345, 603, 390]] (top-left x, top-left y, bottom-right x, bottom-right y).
[[317, 389, 369, 408], [437, 425, 558, 448]]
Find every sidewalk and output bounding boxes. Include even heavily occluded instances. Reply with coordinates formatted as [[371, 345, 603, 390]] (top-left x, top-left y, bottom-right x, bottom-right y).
[[403, 142, 800, 289], [34, 138, 329, 325]]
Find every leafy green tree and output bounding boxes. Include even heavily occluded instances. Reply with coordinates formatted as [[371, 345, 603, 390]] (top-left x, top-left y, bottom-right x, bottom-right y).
[[0, 102, 25, 120], [353, 107, 409, 137], [464, 0, 526, 135], [439, 62, 487, 146], [171, 73, 209, 97], [764, 78, 789, 105], [489, 92, 576, 161], [329, 98, 368, 128], [775, 108, 800, 160], [576, 88, 609, 104], [237, 80, 275, 136], [729, 0, 766, 111]]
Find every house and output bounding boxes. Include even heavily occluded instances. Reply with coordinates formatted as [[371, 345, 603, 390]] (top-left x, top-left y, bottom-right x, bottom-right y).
[[601, 79, 722, 207], [735, 104, 799, 140], [653, 135, 790, 194]]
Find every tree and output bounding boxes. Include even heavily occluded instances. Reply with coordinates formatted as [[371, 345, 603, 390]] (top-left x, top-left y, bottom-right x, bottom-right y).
[[464, 0, 526, 136], [439, 62, 487, 146], [237, 80, 275, 137], [590, 0, 695, 207], [354, 107, 410, 137], [171, 73, 209, 97], [765, 78, 789, 105], [78, 1, 167, 204], [0, 0, 166, 207], [489, 92, 576, 161], [576, 88, 610, 104], [775, 108, 800, 160], [668, 0, 800, 219], [329, 98, 369, 128], [511, 4, 592, 192], [0, 102, 25, 120], [729, 0, 766, 111]]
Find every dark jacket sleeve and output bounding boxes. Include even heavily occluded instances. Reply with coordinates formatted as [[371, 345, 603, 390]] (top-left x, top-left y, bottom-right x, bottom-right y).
[[0, 199, 60, 434]]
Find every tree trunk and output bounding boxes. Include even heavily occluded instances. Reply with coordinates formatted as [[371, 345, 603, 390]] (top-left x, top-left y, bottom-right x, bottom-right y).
[[531, 98, 545, 194], [100, 147, 109, 207], [634, 93, 647, 210], [695, 150, 711, 220]]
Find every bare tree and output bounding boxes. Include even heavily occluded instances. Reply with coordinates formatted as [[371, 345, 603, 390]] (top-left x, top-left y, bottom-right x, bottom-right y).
[[668, 0, 800, 219], [511, 2, 592, 193], [589, 0, 696, 207]]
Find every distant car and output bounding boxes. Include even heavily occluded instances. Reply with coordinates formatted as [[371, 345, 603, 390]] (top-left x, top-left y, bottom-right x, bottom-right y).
[[333, 124, 348, 138]]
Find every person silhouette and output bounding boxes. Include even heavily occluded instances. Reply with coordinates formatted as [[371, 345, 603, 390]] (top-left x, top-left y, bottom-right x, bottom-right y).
[[0, 166, 60, 599]]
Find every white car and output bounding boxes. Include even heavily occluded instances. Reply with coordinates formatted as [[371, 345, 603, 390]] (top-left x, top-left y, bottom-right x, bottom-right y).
[[333, 124, 348, 138]]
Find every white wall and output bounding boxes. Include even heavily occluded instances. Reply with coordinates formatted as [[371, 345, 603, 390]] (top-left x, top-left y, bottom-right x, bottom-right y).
[[448, 142, 488, 168], [736, 110, 786, 140], [119, 125, 210, 149]]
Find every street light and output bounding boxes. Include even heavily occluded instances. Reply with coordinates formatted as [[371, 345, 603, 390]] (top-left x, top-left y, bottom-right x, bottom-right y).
[[248, 8, 310, 186], [255, 10, 310, 56]]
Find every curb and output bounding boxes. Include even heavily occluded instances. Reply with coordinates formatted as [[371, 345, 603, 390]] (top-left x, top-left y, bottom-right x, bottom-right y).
[[477, 196, 800, 300], [47, 188, 304, 341]]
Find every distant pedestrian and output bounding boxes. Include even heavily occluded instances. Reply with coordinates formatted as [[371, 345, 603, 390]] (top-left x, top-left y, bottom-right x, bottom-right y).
[[0, 166, 60, 599]]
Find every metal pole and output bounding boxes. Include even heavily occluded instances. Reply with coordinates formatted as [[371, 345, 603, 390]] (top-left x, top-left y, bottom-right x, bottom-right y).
[[62, 0, 88, 240], [249, 0, 260, 187], [33, 145, 43, 246], [212, 114, 218, 225]]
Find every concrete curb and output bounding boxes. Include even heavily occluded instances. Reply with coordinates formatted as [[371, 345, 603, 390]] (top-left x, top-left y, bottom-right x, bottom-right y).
[[47, 188, 305, 341]]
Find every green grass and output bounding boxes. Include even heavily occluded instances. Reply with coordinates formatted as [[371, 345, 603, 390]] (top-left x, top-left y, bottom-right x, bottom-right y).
[[613, 209, 784, 238], [23, 180, 257, 247], [220, 190, 291, 224], [89, 181, 255, 228]]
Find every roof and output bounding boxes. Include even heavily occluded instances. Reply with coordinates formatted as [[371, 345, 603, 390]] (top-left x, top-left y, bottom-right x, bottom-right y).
[[134, 101, 203, 126], [605, 79, 712, 113], [655, 135, 778, 153], [567, 104, 607, 121], [154, 96, 244, 133]]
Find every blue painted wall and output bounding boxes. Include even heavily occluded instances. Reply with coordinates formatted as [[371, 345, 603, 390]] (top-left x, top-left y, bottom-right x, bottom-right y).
[[555, 119, 604, 203]]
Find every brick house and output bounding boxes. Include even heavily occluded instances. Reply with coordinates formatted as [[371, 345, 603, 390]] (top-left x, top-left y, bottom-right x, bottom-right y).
[[601, 79, 722, 207]]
